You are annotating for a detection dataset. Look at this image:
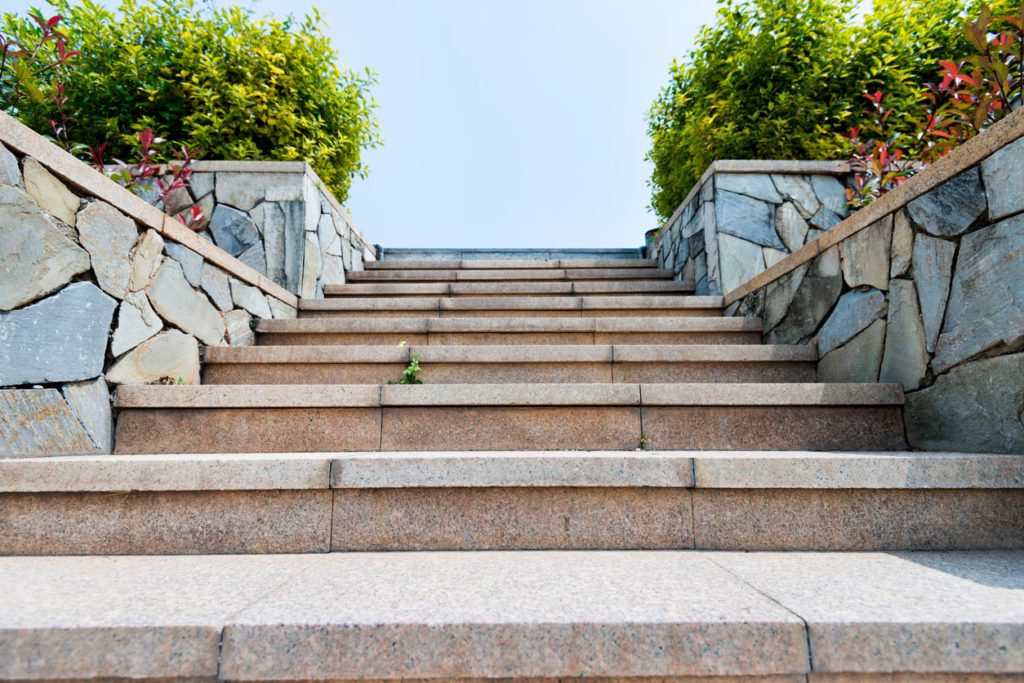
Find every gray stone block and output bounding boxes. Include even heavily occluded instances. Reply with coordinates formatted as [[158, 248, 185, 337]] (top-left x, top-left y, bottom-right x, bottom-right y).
[[230, 279, 273, 319], [907, 167, 986, 237], [890, 210, 913, 278], [61, 376, 113, 454], [840, 215, 892, 290], [187, 172, 215, 200], [164, 241, 204, 287], [238, 243, 267, 274], [717, 233, 765, 293], [912, 233, 956, 354], [111, 291, 163, 357], [0, 142, 22, 186], [981, 135, 1024, 221], [209, 205, 260, 257], [0, 389, 98, 457], [215, 172, 267, 211], [715, 190, 784, 249], [933, 214, 1024, 372], [224, 309, 255, 346], [771, 175, 819, 218], [147, 260, 225, 346], [0, 283, 115, 385], [810, 174, 848, 215], [76, 201, 139, 299], [817, 288, 887, 357], [817, 318, 885, 383], [0, 186, 91, 310], [715, 173, 781, 203], [879, 278, 929, 391], [200, 263, 233, 312], [775, 202, 809, 252], [907, 352, 1024, 454], [766, 273, 841, 345]]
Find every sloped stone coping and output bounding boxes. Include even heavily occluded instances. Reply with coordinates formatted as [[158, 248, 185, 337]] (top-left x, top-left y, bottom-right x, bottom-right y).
[[2, 450, 1019, 492], [723, 107, 1024, 305], [115, 382, 904, 408], [0, 112, 297, 308]]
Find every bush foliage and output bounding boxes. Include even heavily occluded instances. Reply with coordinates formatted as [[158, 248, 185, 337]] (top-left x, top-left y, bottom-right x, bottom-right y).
[[646, 0, 1018, 220], [3, 0, 379, 203]]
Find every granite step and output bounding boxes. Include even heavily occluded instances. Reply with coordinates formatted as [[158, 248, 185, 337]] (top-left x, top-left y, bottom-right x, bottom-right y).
[[203, 344, 818, 384], [2, 451, 1021, 555], [375, 247, 645, 262], [255, 316, 763, 346], [321, 280, 695, 297], [2, 549, 1022, 681], [112, 383, 907, 453], [348, 267, 674, 281], [298, 295, 724, 318]]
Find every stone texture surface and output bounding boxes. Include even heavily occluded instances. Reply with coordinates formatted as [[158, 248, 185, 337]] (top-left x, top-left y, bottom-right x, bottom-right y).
[[164, 241, 204, 287], [127, 229, 164, 292], [332, 487, 693, 550], [718, 233, 766, 293], [215, 172, 270, 211], [766, 251, 842, 345], [147, 260, 225, 345], [907, 167, 986, 237], [0, 185, 91, 310], [775, 202, 811, 252], [771, 175, 819, 218], [694, 489, 1024, 550], [300, 231, 321, 298], [209, 204, 260, 257], [712, 550, 1024, 673], [932, 214, 1024, 372], [23, 157, 79, 226], [0, 282, 115, 385], [60, 376, 113, 454], [981, 134, 1024, 220], [890, 210, 914, 278], [75, 200, 138, 298], [0, 142, 21, 186], [913, 233, 956, 353], [111, 290, 163, 357], [199, 262, 233, 311], [0, 388, 98, 457], [0, 490, 331, 554], [220, 552, 808, 680], [880, 279, 929, 390], [230, 279, 273, 318], [268, 297, 298, 319], [840, 215, 892, 290], [106, 329, 201, 385], [907, 352, 1024, 454], [715, 173, 781, 202], [817, 319, 885, 383], [224, 309, 255, 347], [810, 175, 848, 214], [816, 288, 887, 357], [716, 190, 784, 248]]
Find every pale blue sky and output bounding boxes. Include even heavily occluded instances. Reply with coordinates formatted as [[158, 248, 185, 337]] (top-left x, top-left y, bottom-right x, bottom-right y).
[[2, 0, 721, 248]]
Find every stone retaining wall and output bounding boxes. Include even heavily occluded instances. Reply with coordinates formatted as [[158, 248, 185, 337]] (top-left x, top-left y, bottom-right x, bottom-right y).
[[165, 161, 376, 298], [0, 114, 363, 457], [727, 109, 1024, 454], [648, 161, 851, 295]]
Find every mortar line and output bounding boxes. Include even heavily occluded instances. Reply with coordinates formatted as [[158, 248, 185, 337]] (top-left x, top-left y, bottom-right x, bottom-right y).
[[705, 555, 815, 676]]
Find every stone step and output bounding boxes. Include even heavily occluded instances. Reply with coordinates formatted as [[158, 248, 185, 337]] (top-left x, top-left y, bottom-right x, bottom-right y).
[[203, 344, 817, 384], [2, 549, 1022, 680], [2, 452, 1021, 555], [321, 280, 694, 298], [112, 383, 906, 453], [298, 295, 725, 318], [348, 267, 674, 281], [375, 247, 646, 263], [255, 316, 763, 346]]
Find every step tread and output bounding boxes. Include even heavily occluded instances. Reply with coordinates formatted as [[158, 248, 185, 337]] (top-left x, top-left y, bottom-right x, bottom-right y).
[[349, 267, 674, 281], [3, 451, 1021, 492], [2, 550, 1022, 680], [115, 382, 905, 408], [255, 316, 762, 334], [322, 281, 694, 296], [298, 295, 724, 311], [205, 344, 817, 364]]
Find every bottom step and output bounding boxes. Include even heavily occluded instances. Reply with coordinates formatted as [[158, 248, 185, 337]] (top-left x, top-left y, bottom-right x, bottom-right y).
[[2, 550, 1022, 680]]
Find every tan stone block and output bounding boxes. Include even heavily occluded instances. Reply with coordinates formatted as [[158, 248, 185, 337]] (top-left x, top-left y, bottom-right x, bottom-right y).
[[332, 487, 693, 550], [641, 406, 907, 451], [23, 157, 79, 226], [114, 407, 381, 453], [381, 406, 642, 451], [692, 488, 1024, 550], [0, 490, 331, 554]]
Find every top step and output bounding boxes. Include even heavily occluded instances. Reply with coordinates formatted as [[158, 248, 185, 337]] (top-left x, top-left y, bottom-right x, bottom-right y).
[[377, 248, 645, 264]]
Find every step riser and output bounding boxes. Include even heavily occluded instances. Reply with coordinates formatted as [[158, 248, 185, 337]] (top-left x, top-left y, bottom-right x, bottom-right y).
[[114, 405, 906, 454], [299, 309, 724, 319], [203, 363, 816, 385], [325, 288, 693, 298], [4, 487, 1018, 555], [257, 331, 763, 346], [349, 268, 674, 281]]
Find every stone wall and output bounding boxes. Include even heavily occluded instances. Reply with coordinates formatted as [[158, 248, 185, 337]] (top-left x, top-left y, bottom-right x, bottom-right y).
[[728, 109, 1024, 454], [0, 116, 311, 457], [648, 161, 851, 295], [155, 161, 376, 299]]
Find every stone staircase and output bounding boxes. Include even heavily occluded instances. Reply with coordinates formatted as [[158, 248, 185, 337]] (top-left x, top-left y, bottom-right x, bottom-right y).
[[2, 249, 1023, 681]]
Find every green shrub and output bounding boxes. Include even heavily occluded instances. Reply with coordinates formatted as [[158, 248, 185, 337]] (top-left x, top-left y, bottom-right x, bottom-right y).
[[3, 0, 379, 203], [646, 0, 1014, 221]]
